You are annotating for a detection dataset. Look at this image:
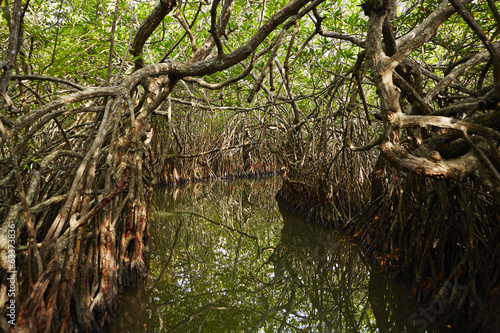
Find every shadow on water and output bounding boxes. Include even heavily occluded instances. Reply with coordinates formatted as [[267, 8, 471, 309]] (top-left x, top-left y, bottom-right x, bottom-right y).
[[108, 177, 463, 333]]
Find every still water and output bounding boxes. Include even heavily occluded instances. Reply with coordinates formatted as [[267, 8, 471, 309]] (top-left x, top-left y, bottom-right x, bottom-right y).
[[109, 177, 458, 333]]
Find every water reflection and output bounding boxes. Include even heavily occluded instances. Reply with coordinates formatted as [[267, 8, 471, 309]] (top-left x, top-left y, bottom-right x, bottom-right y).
[[109, 177, 456, 333]]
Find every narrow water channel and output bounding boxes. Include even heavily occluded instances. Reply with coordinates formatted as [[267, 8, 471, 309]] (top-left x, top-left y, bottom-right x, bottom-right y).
[[109, 177, 459, 333]]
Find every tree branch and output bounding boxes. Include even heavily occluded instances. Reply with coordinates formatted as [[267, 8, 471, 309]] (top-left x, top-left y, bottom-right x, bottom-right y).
[[381, 141, 479, 179], [209, 0, 224, 57], [182, 58, 254, 90], [424, 42, 500, 103], [449, 0, 500, 96], [175, 0, 197, 57], [130, 0, 177, 71], [0, 0, 27, 100], [390, 0, 473, 69], [318, 31, 365, 48], [11, 74, 85, 90], [123, 0, 317, 92]]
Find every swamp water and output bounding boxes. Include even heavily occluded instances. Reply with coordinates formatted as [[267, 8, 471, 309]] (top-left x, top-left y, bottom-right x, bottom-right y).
[[109, 177, 460, 333]]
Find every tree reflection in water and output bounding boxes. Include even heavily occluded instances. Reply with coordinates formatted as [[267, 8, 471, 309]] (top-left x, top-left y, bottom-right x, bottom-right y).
[[109, 177, 455, 333]]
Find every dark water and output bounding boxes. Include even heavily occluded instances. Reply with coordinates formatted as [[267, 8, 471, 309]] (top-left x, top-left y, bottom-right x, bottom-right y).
[[109, 177, 459, 333]]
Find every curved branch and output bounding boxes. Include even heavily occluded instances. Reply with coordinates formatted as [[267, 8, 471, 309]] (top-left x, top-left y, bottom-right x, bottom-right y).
[[182, 59, 254, 89], [11, 87, 120, 133], [130, 0, 177, 70], [424, 42, 500, 103], [319, 30, 366, 48], [400, 114, 500, 141], [174, 0, 197, 56], [347, 132, 384, 152], [390, 0, 473, 69], [11, 74, 85, 90], [123, 0, 318, 92], [381, 141, 479, 179], [209, 0, 224, 56]]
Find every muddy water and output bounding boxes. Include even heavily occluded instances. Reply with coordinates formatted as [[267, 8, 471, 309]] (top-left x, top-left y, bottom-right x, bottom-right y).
[[108, 177, 458, 332]]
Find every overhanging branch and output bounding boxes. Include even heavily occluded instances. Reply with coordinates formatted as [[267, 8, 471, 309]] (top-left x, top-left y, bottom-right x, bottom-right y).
[[130, 0, 177, 71]]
